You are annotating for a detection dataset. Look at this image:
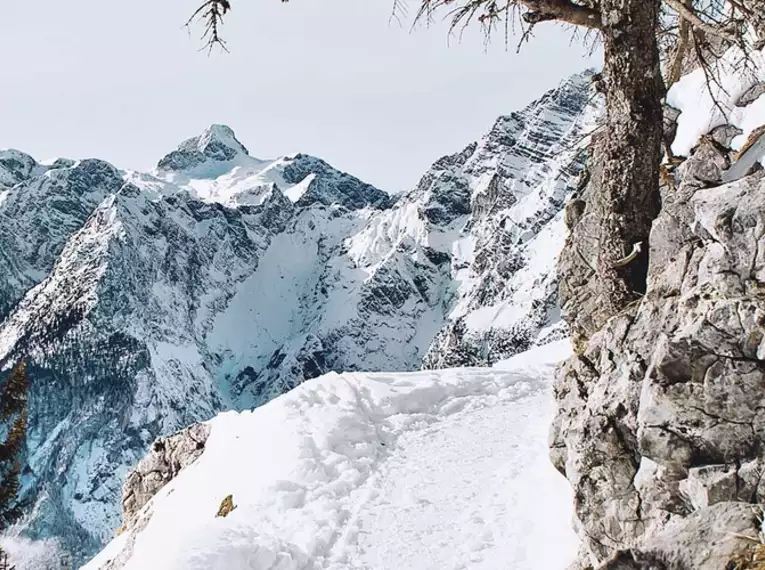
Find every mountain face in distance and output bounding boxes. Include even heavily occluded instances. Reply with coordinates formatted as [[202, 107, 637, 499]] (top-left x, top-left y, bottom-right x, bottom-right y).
[[0, 72, 595, 561]]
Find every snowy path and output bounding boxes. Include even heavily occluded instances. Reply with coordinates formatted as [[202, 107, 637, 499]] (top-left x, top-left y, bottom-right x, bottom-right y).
[[352, 394, 575, 570], [83, 342, 577, 570]]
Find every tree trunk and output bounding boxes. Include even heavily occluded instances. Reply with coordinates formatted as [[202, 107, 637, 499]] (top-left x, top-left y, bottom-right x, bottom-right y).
[[592, 0, 664, 321]]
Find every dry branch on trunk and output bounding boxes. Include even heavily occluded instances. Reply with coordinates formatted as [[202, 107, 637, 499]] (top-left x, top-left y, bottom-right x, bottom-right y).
[[516, 0, 601, 27], [664, 0, 740, 43]]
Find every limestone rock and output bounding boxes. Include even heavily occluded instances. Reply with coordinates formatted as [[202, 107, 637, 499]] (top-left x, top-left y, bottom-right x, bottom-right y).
[[601, 503, 759, 569], [121, 422, 211, 530], [553, 167, 765, 568], [709, 124, 743, 149], [736, 82, 765, 108], [643, 503, 759, 569], [678, 465, 738, 510]]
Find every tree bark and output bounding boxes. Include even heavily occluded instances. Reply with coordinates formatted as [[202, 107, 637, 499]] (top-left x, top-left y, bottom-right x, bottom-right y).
[[592, 0, 664, 322]]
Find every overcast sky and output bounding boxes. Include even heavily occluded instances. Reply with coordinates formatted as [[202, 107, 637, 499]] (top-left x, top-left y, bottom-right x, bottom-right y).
[[0, 0, 597, 192]]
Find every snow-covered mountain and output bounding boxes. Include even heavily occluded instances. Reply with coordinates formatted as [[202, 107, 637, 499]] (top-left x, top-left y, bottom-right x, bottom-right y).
[[0, 71, 596, 563], [150, 124, 390, 210]]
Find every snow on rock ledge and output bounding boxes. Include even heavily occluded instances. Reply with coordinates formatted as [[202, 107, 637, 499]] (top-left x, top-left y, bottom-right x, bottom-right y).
[[83, 342, 576, 570], [669, 45, 765, 163]]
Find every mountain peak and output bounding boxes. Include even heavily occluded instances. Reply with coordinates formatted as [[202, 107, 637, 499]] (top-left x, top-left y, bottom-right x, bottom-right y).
[[196, 124, 249, 158], [0, 73, 598, 565], [156, 124, 250, 173], [0, 149, 38, 188]]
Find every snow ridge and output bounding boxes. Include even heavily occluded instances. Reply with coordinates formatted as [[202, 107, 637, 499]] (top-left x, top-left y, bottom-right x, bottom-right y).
[[83, 342, 577, 570]]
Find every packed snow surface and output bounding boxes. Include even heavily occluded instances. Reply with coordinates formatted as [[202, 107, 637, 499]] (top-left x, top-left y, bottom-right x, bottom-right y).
[[83, 341, 577, 570]]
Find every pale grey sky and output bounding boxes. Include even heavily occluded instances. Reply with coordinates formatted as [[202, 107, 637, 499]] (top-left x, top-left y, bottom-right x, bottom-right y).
[[0, 1, 597, 192]]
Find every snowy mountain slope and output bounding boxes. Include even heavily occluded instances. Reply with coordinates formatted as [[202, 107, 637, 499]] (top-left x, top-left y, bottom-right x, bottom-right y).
[[0, 71, 597, 562], [213, 70, 597, 402], [205, 204, 450, 406], [0, 144, 393, 558], [82, 342, 577, 570], [348, 71, 599, 368], [0, 159, 124, 316], [0, 184, 297, 555], [0, 149, 42, 189]]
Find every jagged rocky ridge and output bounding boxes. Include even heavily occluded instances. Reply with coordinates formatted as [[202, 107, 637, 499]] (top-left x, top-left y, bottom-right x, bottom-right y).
[[0, 73, 595, 562]]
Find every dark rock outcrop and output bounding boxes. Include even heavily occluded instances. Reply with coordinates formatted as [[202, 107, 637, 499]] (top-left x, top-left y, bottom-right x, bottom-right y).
[[156, 124, 249, 172]]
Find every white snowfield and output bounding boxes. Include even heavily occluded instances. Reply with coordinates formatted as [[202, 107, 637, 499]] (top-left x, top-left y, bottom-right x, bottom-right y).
[[83, 341, 577, 570]]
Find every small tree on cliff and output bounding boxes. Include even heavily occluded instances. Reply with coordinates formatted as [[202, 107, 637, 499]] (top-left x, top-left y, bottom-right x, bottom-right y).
[[0, 362, 28, 531], [188, 0, 762, 328]]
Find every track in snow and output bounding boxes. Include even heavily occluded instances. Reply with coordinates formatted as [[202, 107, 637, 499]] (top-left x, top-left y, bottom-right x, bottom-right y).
[[351, 393, 575, 570]]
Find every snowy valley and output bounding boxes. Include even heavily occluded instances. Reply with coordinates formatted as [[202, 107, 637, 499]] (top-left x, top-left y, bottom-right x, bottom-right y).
[[0, 72, 597, 565]]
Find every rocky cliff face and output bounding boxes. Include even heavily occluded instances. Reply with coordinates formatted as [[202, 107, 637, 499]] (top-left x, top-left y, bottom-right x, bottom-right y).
[[552, 51, 765, 569], [0, 73, 595, 563], [416, 73, 598, 366]]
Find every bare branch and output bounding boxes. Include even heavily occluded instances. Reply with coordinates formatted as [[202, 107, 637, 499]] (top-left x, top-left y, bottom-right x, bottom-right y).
[[412, 0, 601, 38], [664, 0, 739, 43], [518, 0, 601, 29], [666, 4, 692, 88], [186, 0, 232, 52], [691, 28, 732, 120]]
